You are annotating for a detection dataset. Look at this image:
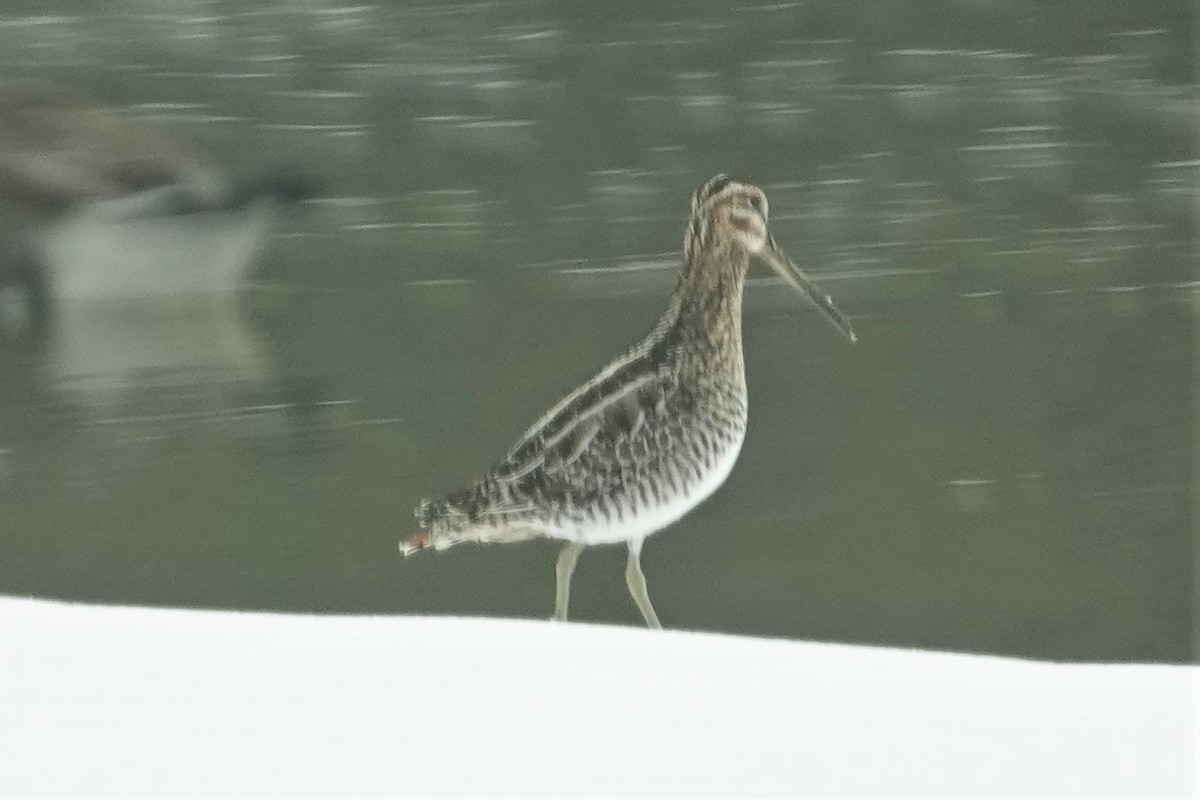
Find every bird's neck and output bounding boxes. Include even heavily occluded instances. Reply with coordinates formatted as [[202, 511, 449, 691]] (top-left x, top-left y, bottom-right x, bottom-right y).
[[659, 240, 750, 367]]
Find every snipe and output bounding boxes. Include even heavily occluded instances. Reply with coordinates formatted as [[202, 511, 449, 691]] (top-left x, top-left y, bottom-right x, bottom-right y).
[[402, 175, 856, 628]]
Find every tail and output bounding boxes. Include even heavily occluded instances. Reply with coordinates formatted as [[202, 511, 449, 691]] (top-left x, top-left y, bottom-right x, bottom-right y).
[[401, 497, 465, 557], [224, 167, 321, 211], [401, 491, 541, 557]]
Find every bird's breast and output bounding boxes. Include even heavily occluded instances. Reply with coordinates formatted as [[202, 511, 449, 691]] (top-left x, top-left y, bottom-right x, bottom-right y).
[[550, 421, 746, 546]]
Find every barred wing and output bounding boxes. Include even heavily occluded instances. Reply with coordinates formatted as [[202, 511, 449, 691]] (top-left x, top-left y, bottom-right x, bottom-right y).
[[492, 342, 672, 482]]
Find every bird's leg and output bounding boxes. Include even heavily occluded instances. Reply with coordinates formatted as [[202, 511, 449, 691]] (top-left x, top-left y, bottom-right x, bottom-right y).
[[554, 542, 584, 622], [2, 248, 52, 338], [625, 540, 662, 629], [23, 261, 51, 338]]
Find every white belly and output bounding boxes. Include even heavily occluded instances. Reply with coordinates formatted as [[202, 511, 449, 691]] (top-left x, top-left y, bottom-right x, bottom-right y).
[[553, 432, 747, 546], [39, 199, 276, 299]]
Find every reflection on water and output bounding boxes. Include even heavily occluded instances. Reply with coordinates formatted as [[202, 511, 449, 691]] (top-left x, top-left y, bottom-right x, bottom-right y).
[[47, 297, 269, 395], [0, 0, 1192, 662], [0, 290, 349, 494]]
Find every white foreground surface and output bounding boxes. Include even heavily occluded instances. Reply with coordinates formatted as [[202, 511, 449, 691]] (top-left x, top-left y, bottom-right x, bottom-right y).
[[1, 597, 1193, 797]]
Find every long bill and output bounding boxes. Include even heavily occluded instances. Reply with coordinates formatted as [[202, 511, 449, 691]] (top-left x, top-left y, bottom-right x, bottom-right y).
[[760, 233, 858, 343]]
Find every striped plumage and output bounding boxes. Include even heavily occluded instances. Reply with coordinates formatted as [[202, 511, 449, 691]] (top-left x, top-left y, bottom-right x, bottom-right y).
[[404, 175, 856, 628]]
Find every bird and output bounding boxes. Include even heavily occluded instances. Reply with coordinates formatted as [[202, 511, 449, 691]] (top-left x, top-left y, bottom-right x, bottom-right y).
[[401, 175, 856, 628], [0, 84, 317, 336]]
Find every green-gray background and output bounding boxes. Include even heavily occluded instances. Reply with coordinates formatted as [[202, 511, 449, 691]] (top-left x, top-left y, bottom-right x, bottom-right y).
[[0, 0, 1193, 662]]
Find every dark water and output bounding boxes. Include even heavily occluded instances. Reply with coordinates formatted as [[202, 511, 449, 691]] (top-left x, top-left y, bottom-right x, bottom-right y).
[[0, 0, 1193, 662]]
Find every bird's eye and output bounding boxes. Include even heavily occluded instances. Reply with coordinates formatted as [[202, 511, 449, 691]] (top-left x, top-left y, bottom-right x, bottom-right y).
[[747, 195, 763, 213]]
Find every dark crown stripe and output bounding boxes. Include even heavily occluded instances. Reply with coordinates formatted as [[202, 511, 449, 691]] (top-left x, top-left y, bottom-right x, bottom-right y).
[[684, 174, 736, 263], [693, 174, 732, 210]]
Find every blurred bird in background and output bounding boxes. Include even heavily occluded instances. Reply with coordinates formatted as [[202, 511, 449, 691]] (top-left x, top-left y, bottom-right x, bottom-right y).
[[0, 84, 317, 337]]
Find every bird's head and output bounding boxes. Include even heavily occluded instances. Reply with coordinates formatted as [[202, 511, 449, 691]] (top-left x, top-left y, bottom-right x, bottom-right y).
[[686, 174, 857, 342]]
